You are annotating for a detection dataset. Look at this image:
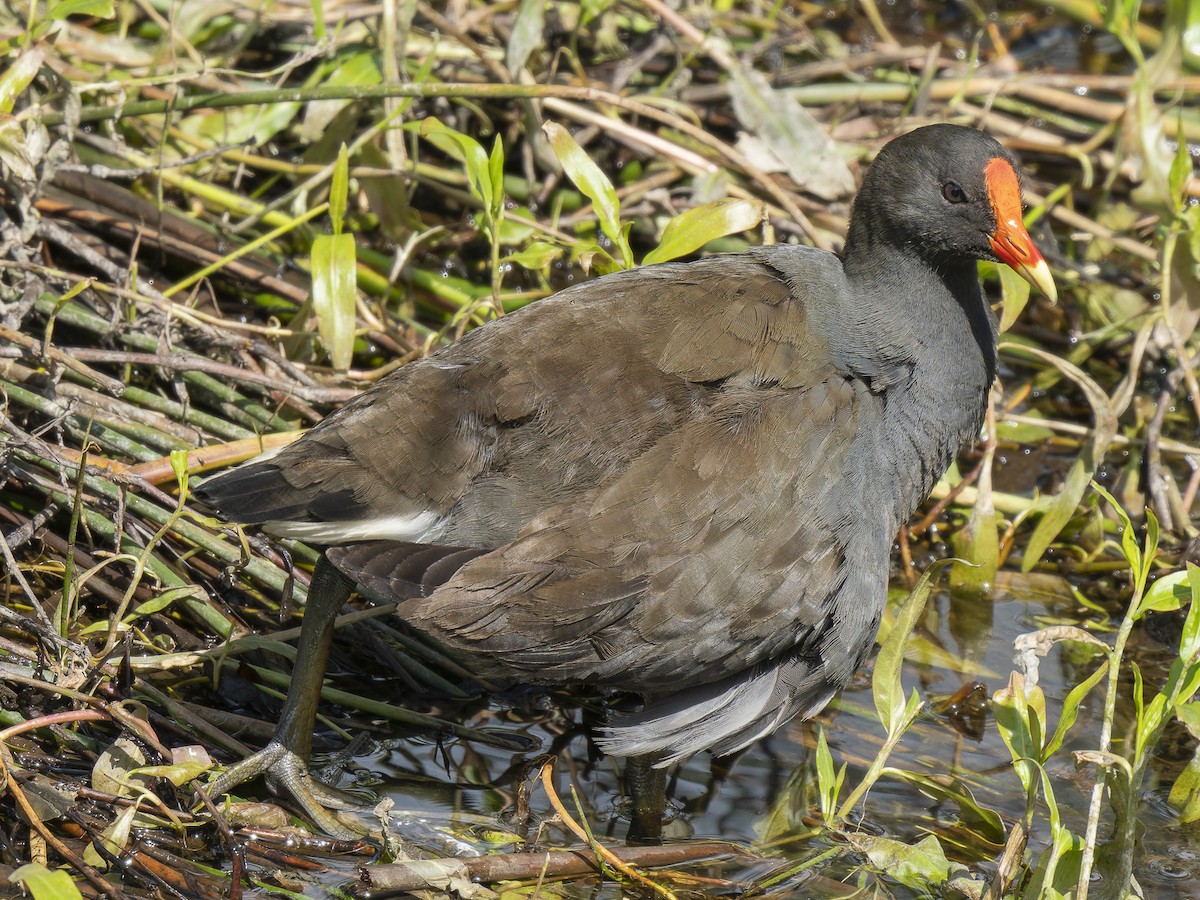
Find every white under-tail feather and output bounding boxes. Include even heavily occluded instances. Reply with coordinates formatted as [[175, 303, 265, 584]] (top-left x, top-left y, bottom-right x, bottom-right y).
[[597, 655, 837, 766]]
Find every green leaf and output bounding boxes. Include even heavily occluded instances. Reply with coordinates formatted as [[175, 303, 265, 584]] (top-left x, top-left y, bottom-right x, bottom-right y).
[[642, 198, 764, 266], [9, 863, 85, 900], [755, 765, 812, 842], [1140, 506, 1160, 594], [1129, 74, 1173, 211], [883, 769, 1005, 843], [310, 232, 357, 371], [997, 262, 1032, 333], [329, 144, 349, 235], [180, 98, 302, 146], [491, 213, 537, 246], [1170, 113, 1192, 211], [299, 52, 382, 141], [1094, 480, 1159, 602], [994, 415, 1054, 443], [1092, 479, 1138, 557], [814, 726, 843, 821], [1138, 692, 1169, 763], [47, 0, 114, 20], [542, 121, 632, 268], [1022, 457, 1090, 571], [1008, 321, 1150, 569], [1173, 659, 1200, 712], [1140, 570, 1190, 615], [1179, 700, 1200, 735], [950, 493, 997, 595], [1026, 768, 1086, 897], [1043, 661, 1108, 760], [847, 834, 959, 890], [993, 672, 1039, 792], [1169, 743, 1200, 823], [1026, 681, 1047, 751], [1183, 564, 1200, 661], [502, 240, 562, 272], [420, 118, 493, 213], [170, 449, 189, 491], [1186, 18, 1200, 69], [873, 561, 947, 733], [1101, 0, 1145, 61], [357, 141, 414, 241], [1132, 658, 1146, 726], [487, 136, 506, 223], [130, 585, 205, 619]]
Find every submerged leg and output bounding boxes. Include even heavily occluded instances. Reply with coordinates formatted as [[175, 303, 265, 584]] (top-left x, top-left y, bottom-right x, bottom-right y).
[[624, 754, 667, 844], [203, 554, 366, 838]]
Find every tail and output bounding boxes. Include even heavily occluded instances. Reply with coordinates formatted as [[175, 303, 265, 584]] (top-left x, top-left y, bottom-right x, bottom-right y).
[[596, 652, 840, 766]]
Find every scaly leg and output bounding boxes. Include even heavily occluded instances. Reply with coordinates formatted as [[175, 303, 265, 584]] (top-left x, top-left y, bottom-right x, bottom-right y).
[[624, 754, 667, 844], [203, 555, 367, 838]]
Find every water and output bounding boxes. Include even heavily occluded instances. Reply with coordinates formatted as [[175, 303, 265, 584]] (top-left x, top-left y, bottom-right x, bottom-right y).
[[267, 562, 1196, 897]]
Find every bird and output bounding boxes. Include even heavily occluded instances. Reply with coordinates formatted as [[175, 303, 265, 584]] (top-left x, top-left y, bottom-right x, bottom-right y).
[[194, 123, 1056, 839]]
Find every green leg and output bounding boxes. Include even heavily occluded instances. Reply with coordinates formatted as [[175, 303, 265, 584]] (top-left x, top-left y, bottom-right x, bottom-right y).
[[625, 754, 667, 844], [203, 555, 366, 838]]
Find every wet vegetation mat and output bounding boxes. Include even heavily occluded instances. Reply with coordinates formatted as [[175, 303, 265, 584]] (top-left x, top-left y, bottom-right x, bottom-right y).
[[2, 0, 1200, 897]]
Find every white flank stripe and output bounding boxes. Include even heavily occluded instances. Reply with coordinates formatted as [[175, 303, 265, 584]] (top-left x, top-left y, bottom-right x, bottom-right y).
[[264, 510, 444, 543]]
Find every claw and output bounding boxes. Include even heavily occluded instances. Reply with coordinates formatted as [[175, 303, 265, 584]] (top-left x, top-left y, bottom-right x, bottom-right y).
[[202, 741, 371, 840]]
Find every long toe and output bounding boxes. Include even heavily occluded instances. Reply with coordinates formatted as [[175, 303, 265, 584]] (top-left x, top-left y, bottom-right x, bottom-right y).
[[262, 747, 374, 838], [203, 741, 371, 840]]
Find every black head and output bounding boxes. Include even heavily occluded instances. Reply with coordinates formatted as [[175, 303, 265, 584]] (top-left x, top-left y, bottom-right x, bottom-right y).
[[847, 124, 1055, 300]]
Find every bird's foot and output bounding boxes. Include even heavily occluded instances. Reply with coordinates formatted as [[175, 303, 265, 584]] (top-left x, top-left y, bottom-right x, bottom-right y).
[[202, 741, 372, 840]]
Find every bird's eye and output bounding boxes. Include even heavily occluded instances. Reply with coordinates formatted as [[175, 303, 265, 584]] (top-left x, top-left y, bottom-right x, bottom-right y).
[[942, 181, 967, 203]]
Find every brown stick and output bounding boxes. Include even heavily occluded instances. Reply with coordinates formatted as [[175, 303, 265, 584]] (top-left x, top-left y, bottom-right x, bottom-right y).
[[364, 840, 736, 892]]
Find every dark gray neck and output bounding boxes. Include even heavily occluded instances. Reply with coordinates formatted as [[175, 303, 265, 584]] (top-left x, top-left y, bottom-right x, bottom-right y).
[[835, 232, 997, 532], [842, 219, 997, 386]]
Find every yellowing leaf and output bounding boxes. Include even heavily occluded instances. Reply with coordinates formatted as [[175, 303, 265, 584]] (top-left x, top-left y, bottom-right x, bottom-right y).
[[130, 760, 213, 786], [642, 198, 764, 265], [542, 121, 631, 268], [0, 47, 43, 114], [847, 833, 959, 890], [9, 863, 85, 900], [0, 114, 35, 181]]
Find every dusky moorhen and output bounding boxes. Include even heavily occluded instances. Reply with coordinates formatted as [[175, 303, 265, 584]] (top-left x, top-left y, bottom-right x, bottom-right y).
[[196, 123, 1056, 837]]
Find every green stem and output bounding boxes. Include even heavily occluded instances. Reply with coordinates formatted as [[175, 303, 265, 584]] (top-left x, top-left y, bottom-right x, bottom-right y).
[[1076, 580, 1143, 899], [835, 702, 920, 820]]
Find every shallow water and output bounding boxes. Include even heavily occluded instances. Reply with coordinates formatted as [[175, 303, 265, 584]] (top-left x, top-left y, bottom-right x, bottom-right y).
[[282, 565, 1200, 897]]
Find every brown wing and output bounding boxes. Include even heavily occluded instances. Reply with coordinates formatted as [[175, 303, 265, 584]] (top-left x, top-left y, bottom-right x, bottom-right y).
[[198, 251, 842, 548], [389, 370, 875, 693]]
